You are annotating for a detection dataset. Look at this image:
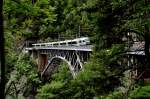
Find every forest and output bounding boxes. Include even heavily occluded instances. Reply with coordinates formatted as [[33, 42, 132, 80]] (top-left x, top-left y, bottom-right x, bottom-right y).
[[0, 0, 150, 98]]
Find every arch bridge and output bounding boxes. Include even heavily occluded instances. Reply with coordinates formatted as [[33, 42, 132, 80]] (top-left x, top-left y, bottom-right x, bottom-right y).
[[26, 45, 92, 78]]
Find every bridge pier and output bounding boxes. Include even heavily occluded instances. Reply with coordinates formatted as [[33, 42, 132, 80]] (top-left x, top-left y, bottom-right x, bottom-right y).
[[30, 50, 49, 73], [38, 54, 48, 72], [31, 50, 38, 60]]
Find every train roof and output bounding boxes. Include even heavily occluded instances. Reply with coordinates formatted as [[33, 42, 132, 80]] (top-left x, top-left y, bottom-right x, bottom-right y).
[[73, 37, 89, 40], [32, 37, 89, 45]]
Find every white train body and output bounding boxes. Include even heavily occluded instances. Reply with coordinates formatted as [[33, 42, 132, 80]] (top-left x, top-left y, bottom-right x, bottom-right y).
[[32, 37, 90, 47]]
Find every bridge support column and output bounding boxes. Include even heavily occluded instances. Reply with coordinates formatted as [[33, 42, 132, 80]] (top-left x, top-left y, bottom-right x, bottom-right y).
[[31, 50, 38, 60], [38, 54, 48, 72]]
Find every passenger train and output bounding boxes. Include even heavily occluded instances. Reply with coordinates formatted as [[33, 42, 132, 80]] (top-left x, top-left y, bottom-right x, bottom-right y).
[[32, 37, 90, 47]]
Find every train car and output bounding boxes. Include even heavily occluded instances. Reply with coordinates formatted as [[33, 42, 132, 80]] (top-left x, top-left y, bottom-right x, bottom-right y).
[[59, 37, 90, 46], [32, 37, 90, 47], [73, 37, 90, 46]]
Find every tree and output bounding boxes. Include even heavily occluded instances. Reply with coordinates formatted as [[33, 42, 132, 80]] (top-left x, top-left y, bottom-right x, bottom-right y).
[[4, 0, 56, 38], [0, 0, 5, 98], [37, 62, 73, 99], [68, 0, 150, 98]]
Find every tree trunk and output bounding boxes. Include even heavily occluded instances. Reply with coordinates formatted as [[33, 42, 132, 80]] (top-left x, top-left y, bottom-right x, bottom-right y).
[[0, 0, 5, 98], [144, 25, 150, 66]]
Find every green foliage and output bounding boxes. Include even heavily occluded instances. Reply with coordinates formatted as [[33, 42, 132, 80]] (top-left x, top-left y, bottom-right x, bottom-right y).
[[37, 62, 73, 99], [4, 0, 150, 98], [69, 48, 124, 98], [16, 53, 41, 84], [4, 0, 56, 38], [5, 53, 41, 98], [51, 62, 73, 82], [37, 81, 65, 99], [130, 86, 150, 99], [105, 91, 123, 99]]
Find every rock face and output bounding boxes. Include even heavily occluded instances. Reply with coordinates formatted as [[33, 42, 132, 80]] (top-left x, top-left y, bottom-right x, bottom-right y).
[[5, 70, 28, 98]]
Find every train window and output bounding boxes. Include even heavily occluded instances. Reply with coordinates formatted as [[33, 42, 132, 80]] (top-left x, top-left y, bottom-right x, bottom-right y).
[[68, 42, 72, 44], [71, 41, 77, 44], [53, 43, 58, 45], [60, 43, 66, 45], [68, 41, 77, 44]]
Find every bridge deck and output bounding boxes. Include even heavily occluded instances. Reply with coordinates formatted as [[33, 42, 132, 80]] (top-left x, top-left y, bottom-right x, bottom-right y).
[[25, 41, 148, 55], [26, 45, 93, 51]]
